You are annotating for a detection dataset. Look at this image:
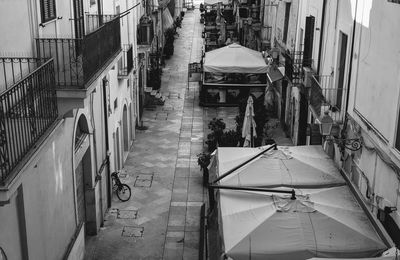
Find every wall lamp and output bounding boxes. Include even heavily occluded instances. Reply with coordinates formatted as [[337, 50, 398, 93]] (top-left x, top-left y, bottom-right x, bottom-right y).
[[317, 111, 362, 151], [384, 206, 397, 214]]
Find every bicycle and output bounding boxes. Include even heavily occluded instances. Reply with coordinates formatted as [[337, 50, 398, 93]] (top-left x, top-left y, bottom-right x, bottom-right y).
[[111, 172, 132, 202]]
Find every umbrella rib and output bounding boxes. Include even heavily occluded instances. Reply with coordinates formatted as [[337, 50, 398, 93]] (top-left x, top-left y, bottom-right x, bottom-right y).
[[306, 211, 319, 257], [280, 160, 293, 187]]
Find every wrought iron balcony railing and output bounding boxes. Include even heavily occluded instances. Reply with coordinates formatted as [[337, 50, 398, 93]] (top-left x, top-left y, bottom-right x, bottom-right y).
[[309, 75, 346, 123], [36, 17, 121, 88], [0, 58, 58, 183], [283, 51, 313, 85], [0, 58, 47, 92], [85, 14, 117, 34], [118, 44, 134, 77]]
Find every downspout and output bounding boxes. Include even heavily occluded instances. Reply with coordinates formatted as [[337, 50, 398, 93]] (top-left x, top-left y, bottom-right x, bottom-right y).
[[345, 0, 358, 114], [102, 78, 112, 207], [316, 0, 326, 75]]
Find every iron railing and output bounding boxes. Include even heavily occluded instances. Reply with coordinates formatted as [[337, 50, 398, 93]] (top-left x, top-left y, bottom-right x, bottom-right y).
[[36, 17, 121, 88], [283, 51, 312, 85], [0, 58, 48, 92], [85, 14, 117, 34], [0, 58, 58, 183], [309, 75, 346, 123], [118, 44, 134, 77]]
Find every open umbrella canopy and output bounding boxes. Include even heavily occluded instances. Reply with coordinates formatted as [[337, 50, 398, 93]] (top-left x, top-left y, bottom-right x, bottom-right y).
[[203, 43, 268, 73], [204, 0, 229, 4], [219, 186, 388, 260], [307, 247, 400, 260], [215, 146, 346, 188]]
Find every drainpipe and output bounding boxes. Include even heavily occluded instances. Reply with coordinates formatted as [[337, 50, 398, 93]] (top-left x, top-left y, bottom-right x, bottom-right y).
[[102, 78, 112, 207], [345, 0, 358, 114], [316, 0, 326, 75]]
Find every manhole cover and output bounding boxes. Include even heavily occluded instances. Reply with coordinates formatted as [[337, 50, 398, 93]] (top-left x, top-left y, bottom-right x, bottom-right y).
[[134, 174, 153, 187], [121, 226, 144, 237], [117, 210, 138, 219]]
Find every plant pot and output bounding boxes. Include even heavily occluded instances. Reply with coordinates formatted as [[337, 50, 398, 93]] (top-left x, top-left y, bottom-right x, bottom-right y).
[[203, 168, 209, 187]]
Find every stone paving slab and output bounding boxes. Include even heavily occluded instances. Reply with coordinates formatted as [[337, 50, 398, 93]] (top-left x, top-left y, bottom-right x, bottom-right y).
[[85, 10, 205, 260]]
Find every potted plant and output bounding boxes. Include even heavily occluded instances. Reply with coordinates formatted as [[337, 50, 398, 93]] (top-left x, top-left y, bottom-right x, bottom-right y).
[[197, 152, 211, 186]]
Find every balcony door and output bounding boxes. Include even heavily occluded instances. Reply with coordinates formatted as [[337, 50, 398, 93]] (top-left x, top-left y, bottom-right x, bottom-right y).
[[336, 32, 348, 111], [73, 0, 84, 39]]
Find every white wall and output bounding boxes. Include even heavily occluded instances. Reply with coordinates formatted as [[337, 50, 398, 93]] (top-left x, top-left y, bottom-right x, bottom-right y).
[[0, 191, 24, 260], [296, 0, 323, 70], [0, 0, 35, 55], [349, 0, 400, 142]]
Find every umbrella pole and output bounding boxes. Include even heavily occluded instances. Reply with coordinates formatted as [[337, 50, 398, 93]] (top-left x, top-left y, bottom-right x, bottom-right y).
[[208, 185, 296, 200], [212, 143, 277, 184], [250, 119, 253, 147]]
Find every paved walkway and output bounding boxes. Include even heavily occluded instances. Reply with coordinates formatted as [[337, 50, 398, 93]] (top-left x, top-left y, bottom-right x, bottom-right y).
[[85, 10, 205, 260]]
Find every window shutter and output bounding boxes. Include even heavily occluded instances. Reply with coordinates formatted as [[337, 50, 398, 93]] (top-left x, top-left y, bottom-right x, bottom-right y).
[[41, 0, 56, 23], [303, 16, 315, 67]]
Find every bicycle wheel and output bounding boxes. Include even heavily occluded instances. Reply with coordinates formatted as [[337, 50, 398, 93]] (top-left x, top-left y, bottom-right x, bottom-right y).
[[116, 184, 131, 202]]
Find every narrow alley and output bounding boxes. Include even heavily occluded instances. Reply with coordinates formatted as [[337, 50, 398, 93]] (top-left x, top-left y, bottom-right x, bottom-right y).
[[85, 9, 211, 260]]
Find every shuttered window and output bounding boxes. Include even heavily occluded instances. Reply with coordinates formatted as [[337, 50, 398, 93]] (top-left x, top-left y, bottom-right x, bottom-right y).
[[40, 0, 56, 23]]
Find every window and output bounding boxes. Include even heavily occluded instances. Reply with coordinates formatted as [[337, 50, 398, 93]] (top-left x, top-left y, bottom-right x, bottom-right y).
[[282, 3, 291, 44], [40, 0, 56, 23]]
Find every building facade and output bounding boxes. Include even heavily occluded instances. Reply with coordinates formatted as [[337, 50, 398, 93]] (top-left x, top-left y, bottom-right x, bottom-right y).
[[269, 0, 400, 246], [0, 0, 139, 258]]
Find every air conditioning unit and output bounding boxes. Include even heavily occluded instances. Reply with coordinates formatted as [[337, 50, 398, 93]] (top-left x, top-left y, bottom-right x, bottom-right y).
[[302, 67, 314, 88]]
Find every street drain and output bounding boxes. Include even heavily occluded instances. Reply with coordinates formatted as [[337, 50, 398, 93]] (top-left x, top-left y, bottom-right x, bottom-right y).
[[117, 210, 138, 219], [134, 174, 153, 187], [121, 226, 144, 237]]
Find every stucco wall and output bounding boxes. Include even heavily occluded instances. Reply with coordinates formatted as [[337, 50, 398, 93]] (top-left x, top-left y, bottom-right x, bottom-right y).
[[274, 0, 299, 52], [4, 119, 77, 260], [349, 0, 400, 142], [296, 0, 323, 70], [319, 0, 354, 77], [0, 191, 24, 260], [0, 0, 34, 55]]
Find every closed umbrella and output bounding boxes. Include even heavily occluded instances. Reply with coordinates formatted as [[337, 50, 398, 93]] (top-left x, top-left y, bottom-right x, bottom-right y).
[[242, 96, 257, 147]]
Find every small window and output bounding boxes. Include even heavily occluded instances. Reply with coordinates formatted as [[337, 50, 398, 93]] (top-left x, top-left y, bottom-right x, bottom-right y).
[[40, 0, 56, 23], [90, 0, 96, 6], [282, 3, 291, 44]]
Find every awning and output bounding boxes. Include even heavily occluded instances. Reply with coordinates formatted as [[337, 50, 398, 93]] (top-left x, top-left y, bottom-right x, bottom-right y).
[[267, 65, 284, 83], [162, 8, 174, 29]]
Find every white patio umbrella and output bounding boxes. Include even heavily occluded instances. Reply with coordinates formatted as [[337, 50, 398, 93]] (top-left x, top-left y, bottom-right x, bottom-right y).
[[242, 96, 257, 147], [219, 185, 388, 260]]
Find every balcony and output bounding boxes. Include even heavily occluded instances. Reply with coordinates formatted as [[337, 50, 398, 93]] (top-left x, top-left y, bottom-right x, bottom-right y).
[[85, 14, 117, 34], [118, 44, 134, 78], [282, 51, 312, 85], [137, 17, 154, 46], [0, 58, 58, 185], [36, 17, 121, 89], [309, 75, 346, 124]]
